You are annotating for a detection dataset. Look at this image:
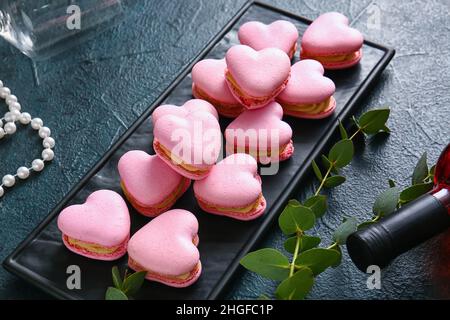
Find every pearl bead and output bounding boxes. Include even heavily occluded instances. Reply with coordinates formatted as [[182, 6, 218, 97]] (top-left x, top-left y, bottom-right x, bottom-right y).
[[42, 148, 54, 161], [6, 94, 17, 105], [32, 159, 45, 171], [31, 118, 43, 130], [11, 109, 21, 119], [0, 186, 3, 197], [39, 126, 51, 138], [17, 167, 30, 179], [0, 119, 3, 128], [9, 101, 21, 112], [19, 112, 31, 124], [43, 137, 55, 149], [0, 128, 5, 139], [4, 122, 16, 134], [2, 174, 15, 187], [4, 111, 15, 122], [0, 86, 10, 98], [0, 80, 3, 88]]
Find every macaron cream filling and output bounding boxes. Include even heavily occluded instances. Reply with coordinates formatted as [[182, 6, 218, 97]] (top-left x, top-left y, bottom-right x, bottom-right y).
[[225, 70, 290, 107], [280, 96, 335, 115], [228, 139, 293, 161], [196, 193, 265, 217], [120, 177, 189, 215], [63, 235, 127, 256], [128, 235, 200, 284], [154, 139, 210, 175], [301, 49, 361, 66], [192, 84, 244, 117]]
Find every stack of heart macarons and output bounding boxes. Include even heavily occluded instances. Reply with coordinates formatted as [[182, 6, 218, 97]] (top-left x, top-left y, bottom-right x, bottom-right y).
[[57, 12, 364, 289]]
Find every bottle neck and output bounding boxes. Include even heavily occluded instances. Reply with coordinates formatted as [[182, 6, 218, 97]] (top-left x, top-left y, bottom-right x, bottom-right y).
[[433, 187, 450, 212]]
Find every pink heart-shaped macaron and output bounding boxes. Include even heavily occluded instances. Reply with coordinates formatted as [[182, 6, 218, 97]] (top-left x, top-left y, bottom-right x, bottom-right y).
[[225, 101, 294, 162], [118, 151, 190, 217], [127, 209, 201, 287], [300, 12, 364, 69], [152, 99, 218, 126], [238, 20, 299, 59], [194, 153, 266, 221], [277, 59, 336, 119], [57, 190, 130, 261], [191, 59, 243, 118], [225, 45, 291, 109], [153, 106, 222, 180]]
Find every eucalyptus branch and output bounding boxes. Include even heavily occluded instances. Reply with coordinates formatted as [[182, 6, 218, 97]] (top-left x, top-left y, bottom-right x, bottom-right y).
[[240, 107, 392, 300]]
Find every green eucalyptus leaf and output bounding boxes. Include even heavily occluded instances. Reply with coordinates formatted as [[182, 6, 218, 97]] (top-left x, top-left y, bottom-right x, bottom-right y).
[[275, 267, 314, 300], [258, 294, 270, 300], [381, 125, 391, 133], [321, 155, 332, 169], [358, 108, 390, 134], [324, 175, 346, 188], [400, 182, 433, 203], [388, 179, 396, 188], [329, 245, 342, 267], [373, 187, 400, 217], [105, 287, 128, 300], [295, 248, 341, 276], [333, 217, 358, 245], [111, 266, 123, 290], [412, 152, 428, 185], [304, 195, 327, 218], [240, 248, 290, 281], [338, 120, 348, 139], [358, 221, 375, 230], [122, 271, 146, 297], [284, 235, 321, 254], [278, 202, 316, 235], [328, 139, 354, 168], [430, 164, 436, 176], [311, 159, 323, 181]]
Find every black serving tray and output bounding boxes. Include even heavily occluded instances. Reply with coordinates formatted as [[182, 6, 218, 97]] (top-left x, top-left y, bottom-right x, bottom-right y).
[[3, 1, 394, 300]]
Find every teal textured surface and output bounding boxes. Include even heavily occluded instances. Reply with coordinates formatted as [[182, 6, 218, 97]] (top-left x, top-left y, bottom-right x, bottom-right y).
[[0, 0, 449, 299]]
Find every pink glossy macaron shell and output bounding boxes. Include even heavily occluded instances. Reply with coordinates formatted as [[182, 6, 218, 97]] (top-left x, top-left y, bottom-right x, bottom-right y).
[[127, 209, 201, 287], [57, 190, 130, 261], [191, 58, 239, 105], [151, 99, 218, 126], [225, 101, 293, 156], [238, 20, 299, 58], [278, 59, 335, 104], [225, 45, 291, 108], [118, 151, 190, 215], [301, 12, 364, 56]]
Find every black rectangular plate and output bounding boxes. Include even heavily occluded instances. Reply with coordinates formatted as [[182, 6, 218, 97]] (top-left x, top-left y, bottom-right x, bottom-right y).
[[3, 1, 394, 300]]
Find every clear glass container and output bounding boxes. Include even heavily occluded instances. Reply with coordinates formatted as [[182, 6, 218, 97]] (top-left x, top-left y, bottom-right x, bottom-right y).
[[0, 0, 123, 60]]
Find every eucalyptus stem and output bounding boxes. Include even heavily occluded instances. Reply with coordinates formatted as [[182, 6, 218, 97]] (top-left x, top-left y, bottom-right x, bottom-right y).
[[349, 127, 362, 140], [314, 165, 333, 196], [289, 232, 302, 277], [327, 242, 338, 250]]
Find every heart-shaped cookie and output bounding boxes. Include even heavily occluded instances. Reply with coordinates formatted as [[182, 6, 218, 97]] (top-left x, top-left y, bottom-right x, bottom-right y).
[[194, 153, 266, 221], [152, 99, 218, 126], [153, 106, 222, 180], [300, 12, 364, 69], [57, 190, 130, 261], [127, 209, 201, 287], [238, 20, 299, 59], [277, 60, 336, 119], [225, 101, 294, 162], [192, 58, 244, 118], [118, 151, 190, 217], [225, 45, 291, 109]]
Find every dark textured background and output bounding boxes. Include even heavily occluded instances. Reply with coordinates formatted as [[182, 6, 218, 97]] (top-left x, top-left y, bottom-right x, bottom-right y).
[[0, 0, 449, 299]]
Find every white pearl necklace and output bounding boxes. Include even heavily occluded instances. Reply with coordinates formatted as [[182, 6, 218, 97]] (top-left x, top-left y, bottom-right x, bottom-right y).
[[0, 80, 55, 198]]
